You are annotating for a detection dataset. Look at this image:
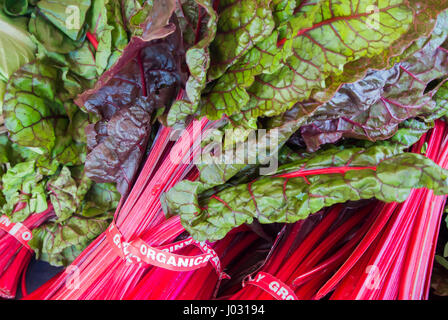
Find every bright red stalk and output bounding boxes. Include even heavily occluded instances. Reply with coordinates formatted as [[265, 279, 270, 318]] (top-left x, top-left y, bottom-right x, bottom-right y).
[[315, 201, 398, 299], [27, 119, 223, 300], [126, 230, 258, 300], [398, 120, 448, 299], [230, 203, 375, 300], [276, 166, 377, 179], [321, 120, 448, 300], [86, 31, 99, 50], [0, 203, 55, 298]]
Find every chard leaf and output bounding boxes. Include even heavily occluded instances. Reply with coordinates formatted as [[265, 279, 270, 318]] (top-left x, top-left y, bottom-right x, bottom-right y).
[[29, 11, 100, 82], [372, 119, 432, 150], [47, 166, 82, 222], [28, 12, 81, 54], [66, 41, 97, 80], [3, 60, 88, 177], [126, 0, 154, 36], [0, 12, 36, 84], [1, 160, 48, 222], [3, 61, 69, 153], [29, 215, 109, 266], [81, 182, 120, 217], [75, 0, 184, 194], [242, 0, 448, 121], [272, 0, 296, 24], [88, 0, 113, 74], [162, 109, 309, 218], [105, 1, 129, 67], [48, 118, 86, 166], [167, 145, 448, 241], [201, 31, 280, 120], [0, 135, 23, 166], [197, 109, 306, 189], [175, 0, 200, 47], [121, 0, 148, 33], [207, 0, 275, 80], [325, 1, 448, 94], [299, 13, 448, 151], [167, 0, 217, 126], [200, 3, 321, 121], [86, 0, 128, 75], [83, 97, 154, 194], [37, 0, 92, 41]]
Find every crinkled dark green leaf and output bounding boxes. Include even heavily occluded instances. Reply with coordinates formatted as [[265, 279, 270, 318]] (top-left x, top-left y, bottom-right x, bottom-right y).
[[368, 118, 433, 150], [29, 11, 101, 83], [68, 108, 90, 144], [105, 1, 130, 66], [29, 215, 109, 266], [242, 0, 448, 122], [32, 110, 87, 176], [171, 103, 324, 216], [3, 61, 68, 153], [67, 42, 98, 81], [126, 0, 154, 36], [81, 182, 120, 217], [58, 66, 94, 100], [200, 2, 321, 121], [0, 133, 35, 167], [47, 166, 82, 222], [324, 1, 448, 98], [37, 0, 91, 41], [162, 109, 309, 218], [207, 0, 275, 81], [1, 160, 48, 221], [201, 31, 280, 120], [87, 0, 113, 48], [272, 0, 296, 24], [167, 144, 448, 241], [70, 165, 93, 199], [3, 60, 88, 177]]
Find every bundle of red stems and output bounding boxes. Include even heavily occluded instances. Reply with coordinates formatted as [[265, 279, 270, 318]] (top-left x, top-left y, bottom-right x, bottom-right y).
[[320, 119, 448, 300], [228, 120, 448, 300], [25, 118, 224, 300], [0, 202, 55, 298], [125, 228, 261, 300], [226, 203, 376, 299]]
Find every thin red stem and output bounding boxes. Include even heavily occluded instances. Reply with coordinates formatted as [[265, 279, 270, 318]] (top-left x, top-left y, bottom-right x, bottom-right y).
[[86, 31, 99, 51], [276, 166, 377, 179]]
